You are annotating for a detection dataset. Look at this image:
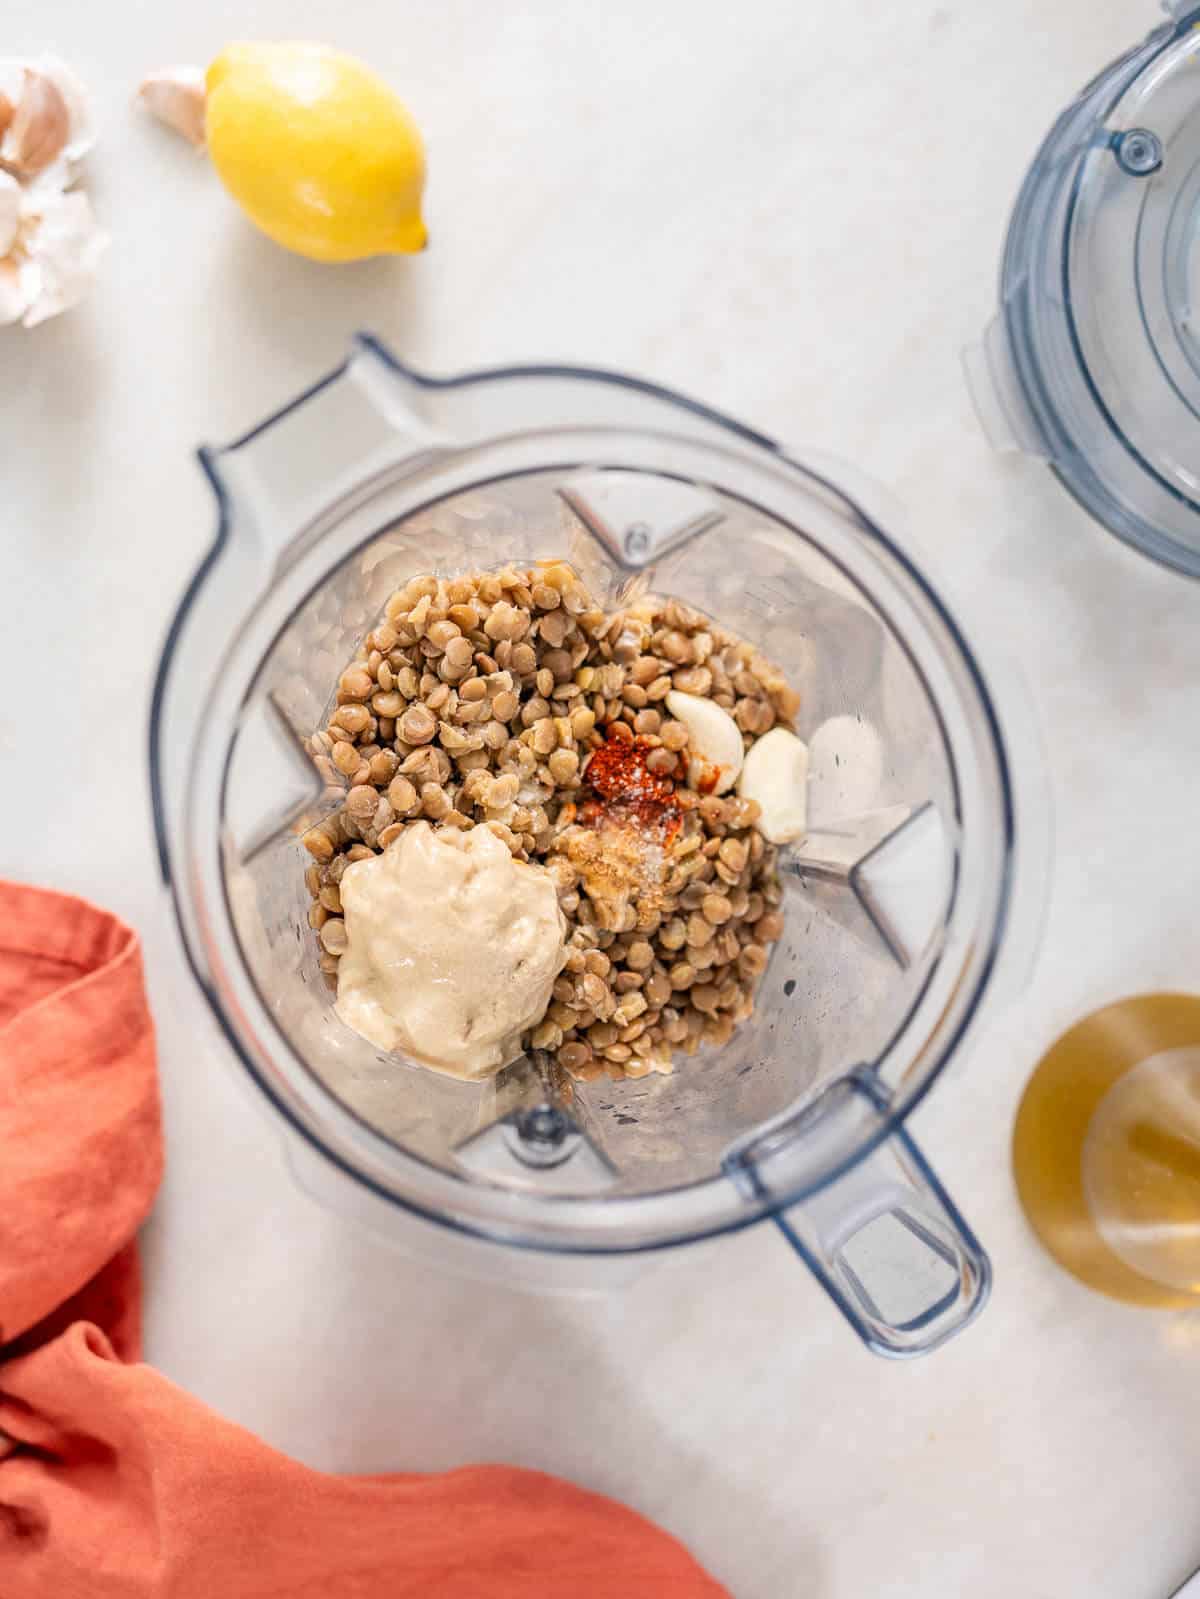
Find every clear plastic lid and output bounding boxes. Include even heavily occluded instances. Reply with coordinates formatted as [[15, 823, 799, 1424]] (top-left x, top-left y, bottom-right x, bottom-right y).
[[969, 3, 1200, 574]]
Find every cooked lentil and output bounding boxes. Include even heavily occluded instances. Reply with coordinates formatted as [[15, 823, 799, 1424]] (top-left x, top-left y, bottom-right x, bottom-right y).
[[301, 561, 799, 1081]]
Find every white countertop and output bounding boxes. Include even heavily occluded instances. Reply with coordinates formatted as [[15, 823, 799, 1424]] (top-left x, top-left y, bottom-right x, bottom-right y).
[[7, 1, 1200, 1594]]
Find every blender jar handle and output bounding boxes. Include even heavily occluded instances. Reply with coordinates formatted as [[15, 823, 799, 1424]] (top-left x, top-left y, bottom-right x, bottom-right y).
[[726, 1073, 990, 1358]]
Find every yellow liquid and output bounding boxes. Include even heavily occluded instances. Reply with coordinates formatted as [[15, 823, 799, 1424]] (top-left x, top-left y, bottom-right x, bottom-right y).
[[1012, 993, 1200, 1307]]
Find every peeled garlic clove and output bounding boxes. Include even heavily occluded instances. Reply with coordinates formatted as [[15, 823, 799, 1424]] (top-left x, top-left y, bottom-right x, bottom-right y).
[[0, 168, 20, 255], [664, 689, 744, 795], [137, 66, 206, 149], [1, 67, 70, 178], [738, 727, 809, 844], [807, 714, 883, 825]]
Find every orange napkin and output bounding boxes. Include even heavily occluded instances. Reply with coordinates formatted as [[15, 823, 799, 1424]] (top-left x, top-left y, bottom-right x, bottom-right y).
[[0, 882, 727, 1598]]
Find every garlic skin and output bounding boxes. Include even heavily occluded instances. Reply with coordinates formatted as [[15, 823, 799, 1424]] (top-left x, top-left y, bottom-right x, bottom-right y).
[[0, 179, 109, 329], [0, 255, 25, 323], [18, 188, 108, 327], [137, 66, 207, 149], [41, 56, 94, 161], [0, 57, 105, 329], [0, 169, 19, 255]]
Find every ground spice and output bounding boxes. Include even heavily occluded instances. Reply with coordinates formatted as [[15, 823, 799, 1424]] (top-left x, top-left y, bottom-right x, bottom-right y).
[[580, 731, 683, 842]]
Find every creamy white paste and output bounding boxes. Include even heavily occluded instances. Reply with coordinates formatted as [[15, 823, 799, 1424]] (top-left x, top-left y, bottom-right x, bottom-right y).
[[336, 822, 567, 1080]]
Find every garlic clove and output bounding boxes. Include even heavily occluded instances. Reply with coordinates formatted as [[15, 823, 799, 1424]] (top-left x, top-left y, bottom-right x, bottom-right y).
[[806, 714, 883, 826], [0, 56, 94, 176], [0, 254, 27, 325], [664, 689, 745, 795], [737, 727, 809, 844], [32, 55, 94, 161], [1, 68, 70, 178], [19, 188, 108, 327], [137, 66, 206, 149], [8, 69, 72, 178], [0, 168, 20, 256]]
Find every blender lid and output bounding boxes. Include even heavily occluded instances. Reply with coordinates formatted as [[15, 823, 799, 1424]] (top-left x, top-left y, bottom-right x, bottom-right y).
[[1070, 13, 1200, 526], [970, 2, 1200, 574]]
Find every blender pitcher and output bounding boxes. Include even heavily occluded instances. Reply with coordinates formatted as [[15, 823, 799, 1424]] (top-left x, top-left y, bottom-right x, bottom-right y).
[[151, 338, 1033, 1358]]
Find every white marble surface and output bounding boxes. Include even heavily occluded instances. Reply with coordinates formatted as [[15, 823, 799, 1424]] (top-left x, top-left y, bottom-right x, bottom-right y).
[[6, 1, 1200, 1594]]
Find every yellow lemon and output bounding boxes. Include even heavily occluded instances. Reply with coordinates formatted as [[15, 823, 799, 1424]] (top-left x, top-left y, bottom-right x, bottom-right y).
[[205, 41, 427, 262]]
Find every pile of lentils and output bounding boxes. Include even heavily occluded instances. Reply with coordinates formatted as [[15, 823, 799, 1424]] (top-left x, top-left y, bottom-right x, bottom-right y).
[[302, 562, 796, 1082]]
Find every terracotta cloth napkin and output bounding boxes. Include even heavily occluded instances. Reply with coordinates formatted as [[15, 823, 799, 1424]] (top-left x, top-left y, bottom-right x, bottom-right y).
[[0, 882, 727, 1598]]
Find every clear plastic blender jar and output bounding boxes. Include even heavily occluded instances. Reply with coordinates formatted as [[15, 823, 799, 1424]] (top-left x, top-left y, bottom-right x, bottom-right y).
[[151, 338, 1038, 1357]]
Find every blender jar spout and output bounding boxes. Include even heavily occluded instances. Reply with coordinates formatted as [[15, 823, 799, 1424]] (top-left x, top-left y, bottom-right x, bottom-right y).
[[151, 339, 451, 897], [199, 340, 453, 581]]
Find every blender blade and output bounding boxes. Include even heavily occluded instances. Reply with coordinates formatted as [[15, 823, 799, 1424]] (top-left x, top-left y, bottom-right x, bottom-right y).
[[779, 802, 951, 969], [453, 1050, 619, 1195]]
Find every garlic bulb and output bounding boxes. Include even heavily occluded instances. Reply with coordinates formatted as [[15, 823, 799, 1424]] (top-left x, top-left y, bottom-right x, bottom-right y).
[[137, 66, 207, 149], [0, 56, 105, 328]]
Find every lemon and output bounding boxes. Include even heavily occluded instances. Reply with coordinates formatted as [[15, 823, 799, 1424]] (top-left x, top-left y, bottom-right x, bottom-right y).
[[205, 42, 427, 262]]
